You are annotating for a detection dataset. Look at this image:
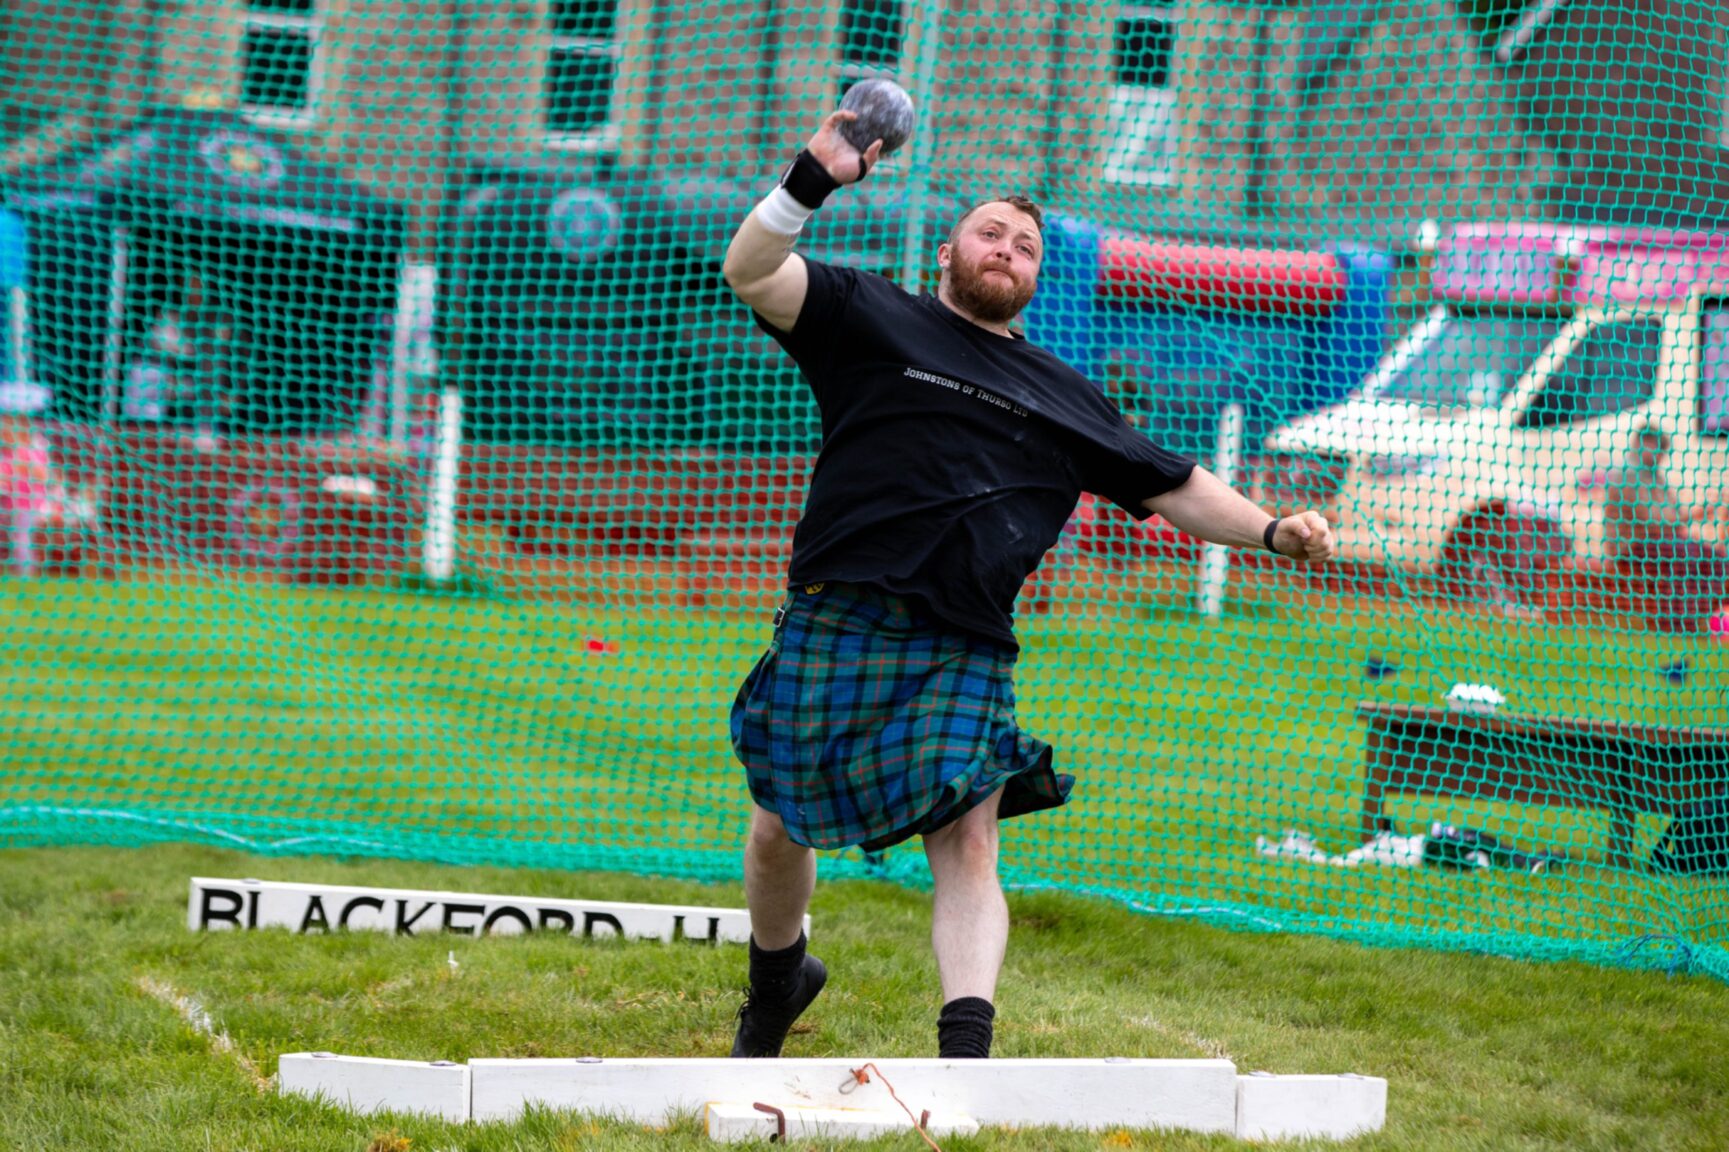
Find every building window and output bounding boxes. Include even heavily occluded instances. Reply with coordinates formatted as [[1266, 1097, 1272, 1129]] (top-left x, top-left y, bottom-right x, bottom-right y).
[[546, 0, 621, 148], [240, 0, 324, 125], [838, 0, 905, 100], [1104, 5, 1176, 187]]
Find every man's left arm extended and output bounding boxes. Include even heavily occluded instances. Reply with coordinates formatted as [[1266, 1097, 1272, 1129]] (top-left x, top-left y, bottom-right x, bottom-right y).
[[1142, 467, 1335, 564]]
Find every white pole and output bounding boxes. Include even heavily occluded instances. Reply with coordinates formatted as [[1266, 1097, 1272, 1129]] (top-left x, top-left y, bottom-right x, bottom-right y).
[[898, 0, 943, 293], [102, 226, 130, 425], [1197, 403, 1244, 618], [389, 261, 438, 450], [421, 387, 463, 583]]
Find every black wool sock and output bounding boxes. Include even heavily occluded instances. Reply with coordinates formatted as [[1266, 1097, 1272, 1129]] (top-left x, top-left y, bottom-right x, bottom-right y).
[[937, 996, 996, 1059], [747, 933, 808, 1000]]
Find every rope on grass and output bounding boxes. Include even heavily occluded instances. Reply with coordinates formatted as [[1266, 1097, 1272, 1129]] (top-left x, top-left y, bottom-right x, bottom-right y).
[[1619, 932, 1697, 978]]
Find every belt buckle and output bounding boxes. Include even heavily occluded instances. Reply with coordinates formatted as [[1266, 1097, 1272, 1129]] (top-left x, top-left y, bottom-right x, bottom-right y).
[[776, 583, 823, 629]]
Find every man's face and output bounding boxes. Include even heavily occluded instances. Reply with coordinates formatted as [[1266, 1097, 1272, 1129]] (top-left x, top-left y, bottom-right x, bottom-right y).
[[938, 204, 1043, 325]]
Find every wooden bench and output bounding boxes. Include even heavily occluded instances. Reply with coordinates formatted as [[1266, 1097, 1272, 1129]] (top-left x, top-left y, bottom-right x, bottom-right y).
[[1356, 702, 1729, 866]]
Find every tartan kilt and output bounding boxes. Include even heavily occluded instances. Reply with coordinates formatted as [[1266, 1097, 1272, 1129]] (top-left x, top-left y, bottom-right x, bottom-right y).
[[730, 581, 1073, 852]]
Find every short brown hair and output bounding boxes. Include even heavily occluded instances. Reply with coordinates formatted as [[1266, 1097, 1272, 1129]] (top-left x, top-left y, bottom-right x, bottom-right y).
[[948, 195, 1044, 245]]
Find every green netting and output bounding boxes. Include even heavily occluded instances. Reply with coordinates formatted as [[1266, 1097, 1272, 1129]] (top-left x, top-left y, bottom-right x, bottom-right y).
[[0, 0, 1725, 982]]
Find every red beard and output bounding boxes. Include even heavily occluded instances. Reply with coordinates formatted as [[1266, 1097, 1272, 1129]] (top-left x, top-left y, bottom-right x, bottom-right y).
[[947, 250, 1036, 325]]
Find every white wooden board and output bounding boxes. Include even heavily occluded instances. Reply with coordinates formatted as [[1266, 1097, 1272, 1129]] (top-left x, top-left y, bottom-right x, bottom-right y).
[[467, 1057, 1240, 1130], [706, 1102, 980, 1142], [189, 877, 789, 943], [279, 1052, 470, 1121], [1236, 1072, 1388, 1141], [278, 1053, 1392, 1141]]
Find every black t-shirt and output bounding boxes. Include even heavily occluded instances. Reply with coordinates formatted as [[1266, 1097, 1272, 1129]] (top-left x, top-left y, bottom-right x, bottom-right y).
[[754, 259, 1196, 648]]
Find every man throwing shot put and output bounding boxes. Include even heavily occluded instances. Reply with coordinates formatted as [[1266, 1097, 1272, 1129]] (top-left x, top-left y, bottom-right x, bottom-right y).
[[721, 105, 1335, 1061]]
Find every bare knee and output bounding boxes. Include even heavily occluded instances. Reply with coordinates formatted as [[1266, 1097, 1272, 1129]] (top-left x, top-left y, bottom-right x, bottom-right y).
[[926, 810, 1000, 877], [747, 805, 808, 864], [953, 818, 1000, 868]]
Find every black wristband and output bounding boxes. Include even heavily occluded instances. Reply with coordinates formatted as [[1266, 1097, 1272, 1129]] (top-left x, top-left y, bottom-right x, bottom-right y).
[[1263, 518, 1282, 555], [779, 149, 841, 210]]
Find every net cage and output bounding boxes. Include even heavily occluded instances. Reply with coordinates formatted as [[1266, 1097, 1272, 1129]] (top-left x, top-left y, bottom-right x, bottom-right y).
[[0, 0, 1725, 979]]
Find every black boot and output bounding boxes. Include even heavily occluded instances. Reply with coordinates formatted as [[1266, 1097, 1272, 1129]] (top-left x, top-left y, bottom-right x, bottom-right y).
[[731, 952, 827, 1057]]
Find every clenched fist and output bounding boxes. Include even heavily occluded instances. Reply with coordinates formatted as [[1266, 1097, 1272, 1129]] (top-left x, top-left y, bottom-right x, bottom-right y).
[[1271, 511, 1335, 564]]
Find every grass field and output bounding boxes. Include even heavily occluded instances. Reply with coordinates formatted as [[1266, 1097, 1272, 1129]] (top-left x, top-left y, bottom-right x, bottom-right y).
[[0, 572, 1726, 1147], [2, 842, 1726, 1151], [0, 572, 1723, 973]]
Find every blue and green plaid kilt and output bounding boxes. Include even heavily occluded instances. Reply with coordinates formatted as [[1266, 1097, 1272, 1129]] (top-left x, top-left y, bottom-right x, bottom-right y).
[[730, 581, 1073, 852]]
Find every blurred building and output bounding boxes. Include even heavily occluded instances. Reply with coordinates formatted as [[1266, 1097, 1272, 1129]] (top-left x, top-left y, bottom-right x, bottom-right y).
[[0, 0, 1722, 252], [0, 0, 1724, 444]]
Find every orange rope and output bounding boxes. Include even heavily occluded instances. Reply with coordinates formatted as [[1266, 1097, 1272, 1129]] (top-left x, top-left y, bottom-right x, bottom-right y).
[[850, 1063, 943, 1152]]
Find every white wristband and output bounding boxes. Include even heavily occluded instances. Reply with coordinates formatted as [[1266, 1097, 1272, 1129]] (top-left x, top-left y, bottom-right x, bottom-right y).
[[755, 187, 816, 238]]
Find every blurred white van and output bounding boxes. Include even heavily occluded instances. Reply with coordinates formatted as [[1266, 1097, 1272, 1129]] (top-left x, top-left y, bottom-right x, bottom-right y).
[[1259, 223, 1729, 609]]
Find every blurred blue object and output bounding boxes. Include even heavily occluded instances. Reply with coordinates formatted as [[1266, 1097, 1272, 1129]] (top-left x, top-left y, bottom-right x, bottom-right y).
[[1363, 655, 1399, 680], [1023, 215, 1390, 458], [0, 209, 24, 289]]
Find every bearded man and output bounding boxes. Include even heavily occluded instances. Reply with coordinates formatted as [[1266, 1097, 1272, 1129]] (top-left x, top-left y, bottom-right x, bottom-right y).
[[719, 108, 1336, 1060]]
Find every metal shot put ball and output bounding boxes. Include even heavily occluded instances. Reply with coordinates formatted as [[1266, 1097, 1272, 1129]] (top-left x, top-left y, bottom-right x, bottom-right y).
[[837, 79, 915, 157]]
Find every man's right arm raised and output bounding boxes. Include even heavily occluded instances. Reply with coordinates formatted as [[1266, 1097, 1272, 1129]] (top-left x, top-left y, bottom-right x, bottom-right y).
[[723, 110, 883, 335], [722, 213, 810, 335]]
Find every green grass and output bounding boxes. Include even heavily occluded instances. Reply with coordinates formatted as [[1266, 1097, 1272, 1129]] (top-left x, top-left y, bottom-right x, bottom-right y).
[[2, 575, 1728, 1147], [1, 574, 1723, 977], [2, 842, 1726, 1151]]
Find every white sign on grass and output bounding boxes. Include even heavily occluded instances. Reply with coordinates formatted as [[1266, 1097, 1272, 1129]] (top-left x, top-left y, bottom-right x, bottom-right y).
[[187, 877, 788, 944]]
